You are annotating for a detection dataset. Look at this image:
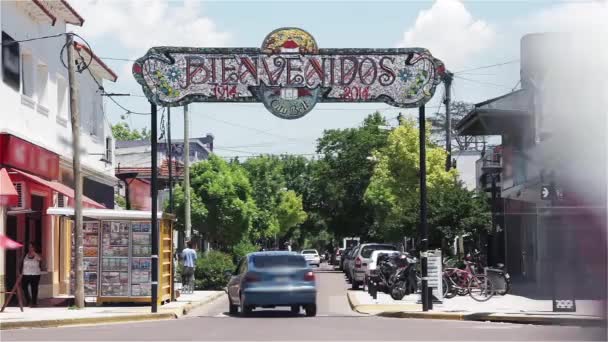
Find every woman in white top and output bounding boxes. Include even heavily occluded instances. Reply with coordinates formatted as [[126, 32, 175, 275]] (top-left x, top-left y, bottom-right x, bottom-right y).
[[22, 242, 43, 307]]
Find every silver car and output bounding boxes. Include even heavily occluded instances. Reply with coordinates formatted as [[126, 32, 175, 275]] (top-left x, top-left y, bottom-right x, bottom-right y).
[[349, 243, 398, 290], [301, 249, 321, 267]]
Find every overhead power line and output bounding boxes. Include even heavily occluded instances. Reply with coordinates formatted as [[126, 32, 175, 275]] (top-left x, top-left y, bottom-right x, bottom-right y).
[[454, 60, 520, 74], [198, 113, 308, 142], [454, 75, 512, 89], [1, 33, 66, 46]]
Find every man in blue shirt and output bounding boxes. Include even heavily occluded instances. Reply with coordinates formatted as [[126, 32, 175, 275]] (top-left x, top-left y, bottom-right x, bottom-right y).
[[181, 241, 197, 291]]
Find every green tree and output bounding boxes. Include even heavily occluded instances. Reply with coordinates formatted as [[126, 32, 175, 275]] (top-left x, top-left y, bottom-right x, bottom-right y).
[[170, 184, 207, 233], [111, 122, 151, 141], [187, 156, 257, 246], [364, 118, 489, 248], [242, 156, 307, 244], [276, 190, 307, 236], [314, 112, 390, 240]]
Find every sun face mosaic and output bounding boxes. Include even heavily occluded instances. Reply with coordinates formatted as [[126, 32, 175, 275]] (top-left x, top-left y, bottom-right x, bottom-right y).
[[133, 27, 446, 119]]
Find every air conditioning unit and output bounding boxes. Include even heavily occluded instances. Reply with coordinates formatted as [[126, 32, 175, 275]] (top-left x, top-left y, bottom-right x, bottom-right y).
[[11, 182, 25, 210], [57, 193, 67, 208]]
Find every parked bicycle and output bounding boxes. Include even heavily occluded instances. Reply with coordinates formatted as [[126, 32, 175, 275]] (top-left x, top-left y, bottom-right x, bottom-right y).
[[442, 259, 494, 302], [470, 250, 511, 296]]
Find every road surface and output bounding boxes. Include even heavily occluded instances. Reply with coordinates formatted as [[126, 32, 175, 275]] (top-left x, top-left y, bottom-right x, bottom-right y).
[[3, 264, 605, 341]]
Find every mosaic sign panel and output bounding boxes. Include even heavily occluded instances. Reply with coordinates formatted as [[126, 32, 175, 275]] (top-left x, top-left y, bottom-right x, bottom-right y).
[[133, 28, 446, 119]]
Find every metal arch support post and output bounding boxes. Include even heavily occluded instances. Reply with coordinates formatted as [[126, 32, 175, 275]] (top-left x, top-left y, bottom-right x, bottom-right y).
[[419, 105, 430, 312], [150, 102, 159, 313]]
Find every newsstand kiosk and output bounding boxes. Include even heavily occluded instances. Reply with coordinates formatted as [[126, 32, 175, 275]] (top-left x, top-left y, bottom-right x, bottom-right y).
[[47, 208, 174, 305]]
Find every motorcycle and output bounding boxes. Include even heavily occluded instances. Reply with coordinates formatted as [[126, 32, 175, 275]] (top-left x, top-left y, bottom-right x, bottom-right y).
[[369, 252, 418, 300], [388, 253, 418, 300]]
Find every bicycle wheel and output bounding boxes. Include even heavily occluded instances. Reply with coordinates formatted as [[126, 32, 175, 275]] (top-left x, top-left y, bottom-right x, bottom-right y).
[[442, 275, 457, 299], [468, 274, 494, 302]]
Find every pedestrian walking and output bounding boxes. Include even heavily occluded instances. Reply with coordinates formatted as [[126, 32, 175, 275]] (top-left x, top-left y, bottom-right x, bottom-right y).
[[181, 241, 197, 293], [22, 242, 43, 307]]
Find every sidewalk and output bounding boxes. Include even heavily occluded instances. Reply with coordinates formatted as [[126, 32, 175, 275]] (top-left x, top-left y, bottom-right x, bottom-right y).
[[347, 290, 606, 326], [0, 291, 225, 330]]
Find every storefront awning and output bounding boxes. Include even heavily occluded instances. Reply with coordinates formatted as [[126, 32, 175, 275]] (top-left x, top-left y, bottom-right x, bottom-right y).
[[0, 168, 19, 207], [46, 207, 173, 220], [10, 169, 105, 209], [456, 89, 533, 136]]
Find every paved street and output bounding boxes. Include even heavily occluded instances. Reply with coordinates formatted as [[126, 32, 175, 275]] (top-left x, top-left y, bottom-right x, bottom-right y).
[[2, 265, 606, 341]]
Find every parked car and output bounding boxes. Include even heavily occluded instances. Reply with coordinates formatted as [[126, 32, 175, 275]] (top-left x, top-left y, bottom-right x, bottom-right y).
[[339, 246, 353, 271], [301, 249, 321, 267], [331, 248, 344, 266], [349, 243, 398, 290], [343, 245, 362, 282], [226, 251, 317, 317], [365, 249, 401, 288]]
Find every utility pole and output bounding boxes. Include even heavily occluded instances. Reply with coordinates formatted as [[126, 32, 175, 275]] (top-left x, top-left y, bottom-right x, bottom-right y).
[[183, 105, 191, 243], [66, 33, 84, 309], [166, 107, 175, 302], [167, 107, 173, 213], [418, 105, 430, 311], [150, 103, 159, 313], [443, 71, 454, 171]]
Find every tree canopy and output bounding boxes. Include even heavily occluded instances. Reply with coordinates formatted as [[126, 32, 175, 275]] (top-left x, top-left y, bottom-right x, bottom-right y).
[[111, 122, 151, 141]]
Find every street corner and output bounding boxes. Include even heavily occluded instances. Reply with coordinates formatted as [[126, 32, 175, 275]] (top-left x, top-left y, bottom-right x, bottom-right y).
[[346, 290, 422, 315]]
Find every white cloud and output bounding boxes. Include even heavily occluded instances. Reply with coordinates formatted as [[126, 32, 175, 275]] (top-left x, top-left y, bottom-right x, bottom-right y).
[[396, 0, 495, 70], [522, 1, 608, 35], [73, 0, 232, 51]]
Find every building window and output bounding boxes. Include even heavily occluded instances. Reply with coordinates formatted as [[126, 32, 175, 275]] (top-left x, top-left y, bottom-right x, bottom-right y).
[[2, 31, 20, 91], [21, 52, 34, 98], [105, 136, 113, 163], [56, 76, 68, 122], [36, 63, 48, 107]]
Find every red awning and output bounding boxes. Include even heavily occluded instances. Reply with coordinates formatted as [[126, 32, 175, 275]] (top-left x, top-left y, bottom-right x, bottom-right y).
[[0, 233, 23, 250], [10, 169, 105, 209], [0, 168, 19, 207]]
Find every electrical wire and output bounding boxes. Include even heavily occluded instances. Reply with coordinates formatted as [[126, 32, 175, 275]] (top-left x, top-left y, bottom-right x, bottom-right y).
[[0, 33, 66, 46], [454, 75, 512, 89], [198, 113, 308, 142], [100, 57, 136, 62], [454, 60, 520, 74]]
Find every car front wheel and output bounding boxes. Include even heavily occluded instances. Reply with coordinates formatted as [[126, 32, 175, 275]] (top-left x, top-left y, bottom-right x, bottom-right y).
[[229, 297, 238, 315], [305, 304, 317, 317]]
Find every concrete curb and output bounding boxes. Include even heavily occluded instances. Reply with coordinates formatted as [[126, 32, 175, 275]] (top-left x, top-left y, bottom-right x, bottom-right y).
[[378, 311, 466, 321], [464, 313, 605, 327], [0, 312, 177, 330], [0, 291, 226, 330], [169, 291, 225, 317], [346, 291, 421, 314], [347, 291, 605, 327], [376, 310, 605, 327]]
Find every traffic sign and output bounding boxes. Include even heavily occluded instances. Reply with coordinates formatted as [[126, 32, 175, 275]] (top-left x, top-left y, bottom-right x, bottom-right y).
[[541, 185, 550, 200]]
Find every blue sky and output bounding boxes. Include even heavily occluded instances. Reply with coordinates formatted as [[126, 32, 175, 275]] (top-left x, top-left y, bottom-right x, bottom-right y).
[[72, 0, 606, 158]]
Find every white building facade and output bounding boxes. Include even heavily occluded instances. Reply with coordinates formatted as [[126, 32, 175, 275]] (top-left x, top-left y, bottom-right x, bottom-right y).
[[0, 0, 117, 304]]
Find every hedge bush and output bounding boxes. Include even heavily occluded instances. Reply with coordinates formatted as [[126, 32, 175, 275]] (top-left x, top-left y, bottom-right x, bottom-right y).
[[194, 251, 235, 290]]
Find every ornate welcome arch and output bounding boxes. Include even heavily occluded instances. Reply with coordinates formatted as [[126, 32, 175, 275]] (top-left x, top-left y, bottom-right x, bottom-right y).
[[133, 27, 447, 313]]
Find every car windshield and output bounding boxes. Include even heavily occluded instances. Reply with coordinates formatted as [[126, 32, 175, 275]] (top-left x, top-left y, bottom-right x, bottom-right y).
[[361, 245, 397, 258], [252, 255, 307, 268], [301, 250, 317, 254]]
